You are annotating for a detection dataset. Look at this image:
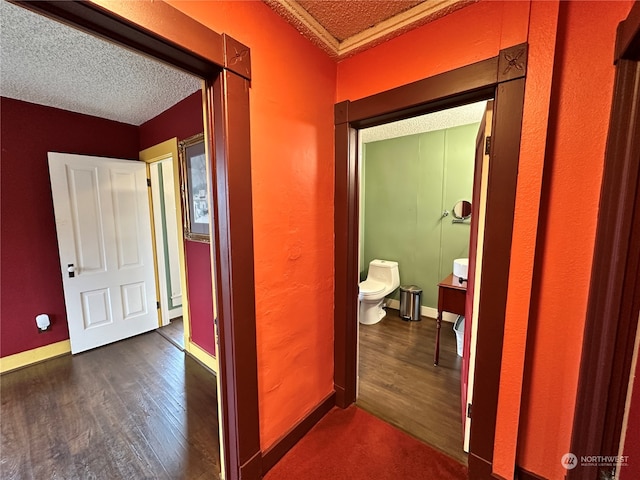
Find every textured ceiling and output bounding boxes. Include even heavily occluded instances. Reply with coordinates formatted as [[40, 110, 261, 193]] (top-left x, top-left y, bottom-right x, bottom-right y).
[[1, 0, 477, 126], [264, 0, 476, 58], [360, 101, 487, 144], [0, 1, 201, 126], [297, 1, 422, 41]]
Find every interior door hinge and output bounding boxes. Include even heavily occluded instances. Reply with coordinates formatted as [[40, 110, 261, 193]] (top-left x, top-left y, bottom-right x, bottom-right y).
[[156, 301, 160, 309], [485, 136, 491, 155], [467, 403, 472, 418], [147, 178, 152, 187]]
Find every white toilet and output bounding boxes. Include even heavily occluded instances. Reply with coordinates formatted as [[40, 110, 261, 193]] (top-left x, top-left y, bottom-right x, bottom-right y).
[[358, 259, 400, 325]]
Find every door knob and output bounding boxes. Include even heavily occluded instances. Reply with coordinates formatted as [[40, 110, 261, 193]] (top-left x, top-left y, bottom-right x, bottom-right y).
[[67, 264, 75, 278]]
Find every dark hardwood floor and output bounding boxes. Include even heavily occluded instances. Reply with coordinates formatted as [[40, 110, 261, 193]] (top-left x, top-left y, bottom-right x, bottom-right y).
[[1, 331, 220, 479], [357, 308, 467, 464], [157, 316, 185, 350]]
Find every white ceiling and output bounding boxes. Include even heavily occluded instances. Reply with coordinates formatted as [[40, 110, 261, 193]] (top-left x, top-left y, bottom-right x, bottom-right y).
[[0, 1, 201, 126], [360, 101, 487, 144]]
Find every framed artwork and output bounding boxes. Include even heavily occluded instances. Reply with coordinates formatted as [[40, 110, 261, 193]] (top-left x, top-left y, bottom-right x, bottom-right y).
[[179, 133, 210, 242]]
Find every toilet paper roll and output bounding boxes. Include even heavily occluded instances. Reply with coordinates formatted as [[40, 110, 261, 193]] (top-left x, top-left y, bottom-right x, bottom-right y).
[[453, 258, 469, 281]]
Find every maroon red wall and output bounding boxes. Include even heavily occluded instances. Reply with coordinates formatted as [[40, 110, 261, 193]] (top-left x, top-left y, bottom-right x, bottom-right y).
[[139, 91, 216, 356], [0, 97, 139, 357], [138, 90, 203, 151], [2, 93, 215, 359], [183, 241, 216, 354]]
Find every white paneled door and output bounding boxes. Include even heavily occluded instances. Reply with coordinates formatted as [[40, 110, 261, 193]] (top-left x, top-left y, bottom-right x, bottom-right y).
[[48, 152, 158, 354]]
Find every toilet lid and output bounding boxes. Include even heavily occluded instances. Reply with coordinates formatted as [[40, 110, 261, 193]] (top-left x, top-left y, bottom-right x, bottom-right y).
[[359, 279, 385, 296]]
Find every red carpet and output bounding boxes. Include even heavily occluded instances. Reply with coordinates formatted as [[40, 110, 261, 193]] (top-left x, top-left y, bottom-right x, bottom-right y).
[[264, 406, 468, 480]]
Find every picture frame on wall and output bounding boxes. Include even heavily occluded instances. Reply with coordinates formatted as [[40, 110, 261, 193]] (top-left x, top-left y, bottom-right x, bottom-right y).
[[179, 133, 210, 243]]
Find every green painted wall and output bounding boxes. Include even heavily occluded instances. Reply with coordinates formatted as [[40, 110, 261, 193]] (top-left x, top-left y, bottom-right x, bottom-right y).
[[361, 123, 478, 309]]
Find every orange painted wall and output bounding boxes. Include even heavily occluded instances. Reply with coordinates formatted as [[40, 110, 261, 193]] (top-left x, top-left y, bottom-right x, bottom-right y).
[[167, 0, 631, 474], [494, 1, 559, 476], [517, 2, 632, 479], [337, 1, 631, 479], [167, 1, 337, 450], [337, 1, 537, 476], [336, 1, 529, 102]]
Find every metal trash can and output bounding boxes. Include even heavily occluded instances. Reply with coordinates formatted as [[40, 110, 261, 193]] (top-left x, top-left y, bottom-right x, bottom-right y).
[[399, 285, 422, 321]]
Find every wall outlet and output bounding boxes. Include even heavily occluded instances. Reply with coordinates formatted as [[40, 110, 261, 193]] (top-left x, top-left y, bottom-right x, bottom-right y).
[[36, 314, 51, 333]]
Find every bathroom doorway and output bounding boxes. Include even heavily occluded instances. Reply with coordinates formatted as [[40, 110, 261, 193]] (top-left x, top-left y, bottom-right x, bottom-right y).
[[355, 101, 489, 464], [334, 45, 527, 477]]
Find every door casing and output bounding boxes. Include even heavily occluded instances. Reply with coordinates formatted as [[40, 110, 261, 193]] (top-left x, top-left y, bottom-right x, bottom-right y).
[[10, 2, 261, 479], [140, 138, 187, 332], [334, 43, 528, 476]]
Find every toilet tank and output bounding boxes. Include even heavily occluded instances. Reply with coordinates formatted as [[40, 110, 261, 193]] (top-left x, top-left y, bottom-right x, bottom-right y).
[[368, 259, 400, 288]]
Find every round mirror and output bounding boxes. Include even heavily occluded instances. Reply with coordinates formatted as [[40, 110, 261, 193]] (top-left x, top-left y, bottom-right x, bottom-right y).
[[452, 200, 472, 220]]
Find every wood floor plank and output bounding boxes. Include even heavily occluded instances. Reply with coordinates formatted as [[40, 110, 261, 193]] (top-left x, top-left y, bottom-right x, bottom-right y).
[[157, 317, 185, 350], [0, 331, 220, 479], [357, 309, 467, 464]]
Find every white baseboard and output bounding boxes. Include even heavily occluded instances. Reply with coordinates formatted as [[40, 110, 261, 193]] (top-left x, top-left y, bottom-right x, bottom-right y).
[[386, 299, 458, 323]]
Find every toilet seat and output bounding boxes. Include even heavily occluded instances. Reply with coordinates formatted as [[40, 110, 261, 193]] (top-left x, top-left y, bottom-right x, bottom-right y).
[[359, 279, 385, 297]]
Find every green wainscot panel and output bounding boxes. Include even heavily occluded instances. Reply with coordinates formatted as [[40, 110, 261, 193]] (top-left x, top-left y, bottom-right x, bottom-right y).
[[361, 122, 479, 314]]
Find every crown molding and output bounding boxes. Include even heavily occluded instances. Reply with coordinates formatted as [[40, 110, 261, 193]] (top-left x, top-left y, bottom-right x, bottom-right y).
[[340, 0, 475, 57], [265, 0, 339, 55], [265, 0, 476, 59]]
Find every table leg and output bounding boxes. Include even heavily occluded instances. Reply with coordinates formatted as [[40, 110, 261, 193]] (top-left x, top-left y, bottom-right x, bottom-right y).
[[434, 310, 442, 366]]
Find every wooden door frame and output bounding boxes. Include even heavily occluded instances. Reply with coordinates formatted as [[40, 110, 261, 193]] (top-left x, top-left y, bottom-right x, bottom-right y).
[[568, 3, 640, 479], [11, 2, 261, 479], [334, 43, 528, 477], [140, 138, 184, 330]]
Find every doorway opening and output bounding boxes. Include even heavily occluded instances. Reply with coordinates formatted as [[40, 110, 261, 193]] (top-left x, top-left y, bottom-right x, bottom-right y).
[[141, 127, 218, 367], [4, 1, 260, 479], [143, 139, 188, 351], [3, 0, 220, 476], [334, 43, 528, 475], [355, 100, 491, 464]]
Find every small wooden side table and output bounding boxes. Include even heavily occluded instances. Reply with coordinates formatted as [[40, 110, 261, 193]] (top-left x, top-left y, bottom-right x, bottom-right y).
[[434, 273, 467, 366]]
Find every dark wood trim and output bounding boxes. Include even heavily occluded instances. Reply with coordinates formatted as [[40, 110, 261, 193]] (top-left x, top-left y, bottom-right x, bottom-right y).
[[516, 466, 547, 480], [210, 70, 261, 479], [261, 392, 336, 473], [334, 43, 528, 477], [468, 453, 493, 480], [335, 100, 350, 125], [469, 77, 525, 462], [11, 0, 226, 78], [334, 120, 358, 408], [10, 2, 260, 480], [497, 44, 528, 83], [239, 451, 262, 480], [345, 59, 498, 127], [568, 11, 640, 480], [223, 34, 252, 80], [468, 454, 517, 480], [615, 0, 640, 61]]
